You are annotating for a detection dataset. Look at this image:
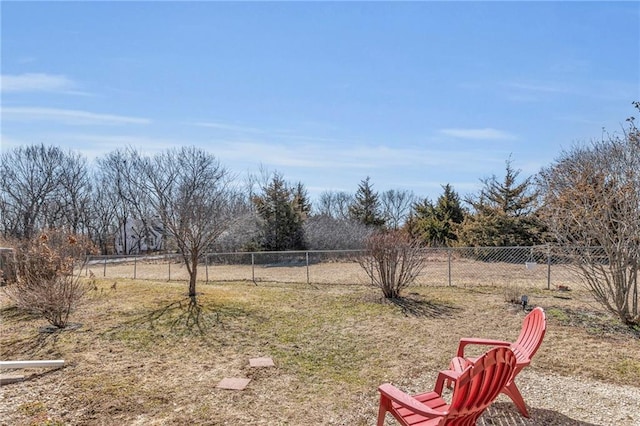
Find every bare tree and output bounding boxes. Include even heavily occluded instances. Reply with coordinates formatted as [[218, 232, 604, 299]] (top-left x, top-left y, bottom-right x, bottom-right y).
[[304, 215, 373, 250], [96, 148, 157, 254], [213, 209, 259, 252], [47, 151, 92, 234], [358, 230, 426, 298], [86, 174, 119, 254], [316, 190, 354, 220], [380, 189, 416, 230], [1, 144, 68, 239], [139, 147, 236, 298], [537, 105, 640, 325]]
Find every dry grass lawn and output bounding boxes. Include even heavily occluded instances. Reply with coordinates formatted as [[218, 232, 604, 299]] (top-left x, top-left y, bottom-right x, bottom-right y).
[[1, 273, 639, 425]]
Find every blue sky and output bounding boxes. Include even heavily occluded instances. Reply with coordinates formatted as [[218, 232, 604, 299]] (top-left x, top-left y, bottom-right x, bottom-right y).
[[1, 1, 639, 203]]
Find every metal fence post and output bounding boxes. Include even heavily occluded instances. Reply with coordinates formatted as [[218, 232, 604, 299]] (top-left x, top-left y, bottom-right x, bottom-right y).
[[103, 257, 107, 277], [547, 245, 552, 290], [205, 254, 209, 283], [306, 251, 310, 285], [448, 248, 452, 286], [134, 256, 137, 279], [251, 252, 256, 284], [168, 258, 171, 281]]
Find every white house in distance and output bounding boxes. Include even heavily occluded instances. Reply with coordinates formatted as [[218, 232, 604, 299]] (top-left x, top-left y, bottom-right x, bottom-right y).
[[114, 218, 164, 254]]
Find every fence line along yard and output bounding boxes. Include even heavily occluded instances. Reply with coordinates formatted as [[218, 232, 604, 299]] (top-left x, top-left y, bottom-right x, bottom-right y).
[[81, 245, 590, 290]]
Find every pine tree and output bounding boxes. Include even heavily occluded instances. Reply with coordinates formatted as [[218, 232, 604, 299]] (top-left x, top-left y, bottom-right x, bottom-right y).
[[252, 172, 308, 251], [349, 177, 385, 228], [407, 184, 464, 246], [458, 158, 541, 247], [290, 182, 311, 249]]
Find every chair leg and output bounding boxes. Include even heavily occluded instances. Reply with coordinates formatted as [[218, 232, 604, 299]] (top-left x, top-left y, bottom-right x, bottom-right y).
[[501, 381, 530, 418], [377, 397, 389, 426]]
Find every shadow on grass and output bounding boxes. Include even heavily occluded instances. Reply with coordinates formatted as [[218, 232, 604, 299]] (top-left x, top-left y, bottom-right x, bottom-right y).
[[0, 305, 39, 322], [0, 306, 67, 357], [384, 294, 461, 318], [546, 306, 640, 339], [105, 295, 249, 338], [0, 330, 60, 358], [480, 402, 601, 425]]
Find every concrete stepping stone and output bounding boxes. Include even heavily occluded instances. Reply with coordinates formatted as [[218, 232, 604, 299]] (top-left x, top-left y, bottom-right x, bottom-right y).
[[249, 357, 275, 368], [216, 377, 250, 390]]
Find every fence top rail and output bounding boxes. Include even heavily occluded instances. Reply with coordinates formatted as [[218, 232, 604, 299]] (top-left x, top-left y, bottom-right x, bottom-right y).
[[206, 249, 366, 256], [84, 245, 606, 261], [86, 253, 181, 259]]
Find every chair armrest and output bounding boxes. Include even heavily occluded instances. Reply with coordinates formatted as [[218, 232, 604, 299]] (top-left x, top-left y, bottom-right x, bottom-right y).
[[378, 383, 447, 418], [434, 369, 461, 394], [456, 338, 511, 358]]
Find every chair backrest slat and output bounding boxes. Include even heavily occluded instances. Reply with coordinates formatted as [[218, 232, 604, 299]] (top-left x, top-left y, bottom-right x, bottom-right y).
[[514, 307, 546, 359], [448, 347, 517, 424]]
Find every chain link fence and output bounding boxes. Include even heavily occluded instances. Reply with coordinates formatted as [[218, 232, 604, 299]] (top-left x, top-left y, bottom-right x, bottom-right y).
[[82, 245, 594, 290]]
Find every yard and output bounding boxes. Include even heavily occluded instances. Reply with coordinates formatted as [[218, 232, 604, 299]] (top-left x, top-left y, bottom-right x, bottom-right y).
[[1, 273, 639, 425]]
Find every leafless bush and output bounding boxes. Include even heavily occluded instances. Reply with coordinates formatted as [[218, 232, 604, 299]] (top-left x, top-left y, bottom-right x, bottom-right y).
[[5, 231, 95, 328], [304, 215, 374, 250], [358, 231, 426, 298], [504, 285, 524, 305], [7, 273, 88, 328]]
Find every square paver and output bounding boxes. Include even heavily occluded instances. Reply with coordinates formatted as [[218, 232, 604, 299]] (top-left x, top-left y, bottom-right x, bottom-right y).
[[216, 377, 251, 390], [249, 357, 275, 368]]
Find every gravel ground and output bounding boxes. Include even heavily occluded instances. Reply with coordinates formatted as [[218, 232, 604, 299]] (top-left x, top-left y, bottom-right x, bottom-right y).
[[2, 369, 639, 425], [478, 369, 640, 426]]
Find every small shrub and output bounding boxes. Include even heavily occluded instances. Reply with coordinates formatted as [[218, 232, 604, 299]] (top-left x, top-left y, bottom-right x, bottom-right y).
[[5, 230, 95, 329], [504, 285, 524, 305], [358, 230, 426, 298]]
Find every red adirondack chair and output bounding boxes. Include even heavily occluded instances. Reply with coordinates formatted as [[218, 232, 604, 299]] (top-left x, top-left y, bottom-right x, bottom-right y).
[[446, 307, 546, 418], [377, 346, 516, 426]]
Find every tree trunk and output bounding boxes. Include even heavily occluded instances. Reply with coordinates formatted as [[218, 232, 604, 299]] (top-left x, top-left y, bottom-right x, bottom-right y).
[[188, 254, 198, 298]]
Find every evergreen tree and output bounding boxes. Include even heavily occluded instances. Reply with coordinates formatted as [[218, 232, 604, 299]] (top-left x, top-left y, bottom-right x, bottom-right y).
[[349, 177, 385, 228], [290, 181, 311, 249], [252, 172, 308, 251], [406, 184, 464, 246], [458, 158, 542, 247], [292, 182, 311, 220]]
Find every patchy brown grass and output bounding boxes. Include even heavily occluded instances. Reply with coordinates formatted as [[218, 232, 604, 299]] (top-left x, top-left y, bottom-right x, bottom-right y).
[[1, 276, 639, 425]]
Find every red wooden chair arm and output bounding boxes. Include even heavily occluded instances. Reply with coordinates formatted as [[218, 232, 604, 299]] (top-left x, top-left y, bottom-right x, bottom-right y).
[[378, 384, 447, 418], [456, 337, 511, 357], [434, 369, 461, 394]]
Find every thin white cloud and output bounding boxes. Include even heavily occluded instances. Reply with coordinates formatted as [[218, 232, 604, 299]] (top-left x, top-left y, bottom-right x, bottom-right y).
[[1, 130, 514, 203], [505, 81, 571, 94], [217, 140, 429, 169], [504, 79, 635, 102], [212, 139, 504, 172], [192, 121, 345, 145], [1, 73, 86, 94], [439, 128, 516, 140], [1, 107, 150, 126], [0, 132, 182, 160], [191, 121, 267, 134]]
